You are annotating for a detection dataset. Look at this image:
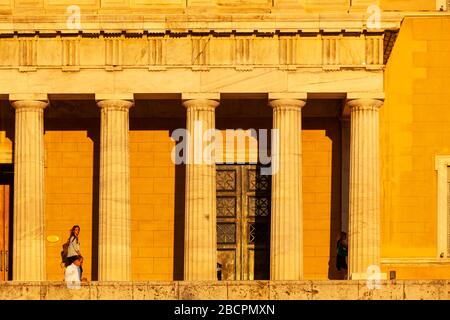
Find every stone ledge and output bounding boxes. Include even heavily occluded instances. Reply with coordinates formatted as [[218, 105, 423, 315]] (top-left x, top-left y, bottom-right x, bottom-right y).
[[0, 280, 448, 300]]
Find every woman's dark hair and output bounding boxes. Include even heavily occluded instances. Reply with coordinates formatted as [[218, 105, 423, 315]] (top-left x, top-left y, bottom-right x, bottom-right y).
[[69, 225, 80, 241]]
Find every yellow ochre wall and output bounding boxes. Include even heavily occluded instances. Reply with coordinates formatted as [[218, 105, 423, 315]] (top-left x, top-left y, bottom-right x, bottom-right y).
[[128, 118, 184, 281], [44, 120, 96, 281], [303, 119, 341, 280], [380, 16, 450, 279], [44, 117, 186, 281], [40, 114, 339, 281]]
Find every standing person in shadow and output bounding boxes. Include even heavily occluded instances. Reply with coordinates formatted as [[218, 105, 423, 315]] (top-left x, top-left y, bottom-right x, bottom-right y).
[[336, 231, 348, 279]]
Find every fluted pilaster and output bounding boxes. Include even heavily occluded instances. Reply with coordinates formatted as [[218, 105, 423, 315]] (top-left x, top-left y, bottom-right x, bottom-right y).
[[348, 98, 383, 279], [183, 98, 219, 281], [97, 99, 133, 281], [12, 99, 47, 281], [269, 98, 306, 280]]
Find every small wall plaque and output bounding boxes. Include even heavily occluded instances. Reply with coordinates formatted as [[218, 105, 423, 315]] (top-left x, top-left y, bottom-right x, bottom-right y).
[[47, 235, 60, 243]]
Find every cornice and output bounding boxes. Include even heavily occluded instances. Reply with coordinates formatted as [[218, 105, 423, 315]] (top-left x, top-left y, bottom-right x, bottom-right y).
[[0, 12, 414, 35]]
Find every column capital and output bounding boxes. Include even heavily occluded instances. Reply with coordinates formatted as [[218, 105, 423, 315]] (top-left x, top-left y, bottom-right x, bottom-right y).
[[182, 93, 220, 111], [10, 100, 48, 111], [182, 98, 219, 111], [268, 99, 306, 111], [10, 94, 48, 111], [346, 98, 383, 111], [268, 93, 307, 110], [97, 99, 134, 111]]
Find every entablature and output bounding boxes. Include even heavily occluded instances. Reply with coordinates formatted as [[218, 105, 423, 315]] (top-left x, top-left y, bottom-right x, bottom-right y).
[[0, 29, 391, 71]]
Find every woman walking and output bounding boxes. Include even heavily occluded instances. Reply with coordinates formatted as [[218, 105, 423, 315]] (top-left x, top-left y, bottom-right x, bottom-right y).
[[66, 225, 83, 278]]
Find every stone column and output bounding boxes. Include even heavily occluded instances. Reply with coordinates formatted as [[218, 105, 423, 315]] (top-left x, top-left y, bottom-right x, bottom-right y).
[[10, 95, 48, 281], [347, 98, 384, 279], [97, 96, 133, 281], [269, 93, 306, 280], [182, 94, 219, 281]]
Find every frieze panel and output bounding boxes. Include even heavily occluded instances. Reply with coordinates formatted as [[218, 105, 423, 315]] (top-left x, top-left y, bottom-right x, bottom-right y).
[[0, 33, 387, 71], [121, 37, 149, 66], [0, 39, 18, 66]]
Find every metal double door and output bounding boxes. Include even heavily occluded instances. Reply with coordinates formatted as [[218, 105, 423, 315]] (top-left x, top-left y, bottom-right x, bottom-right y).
[[216, 164, 271, 280]]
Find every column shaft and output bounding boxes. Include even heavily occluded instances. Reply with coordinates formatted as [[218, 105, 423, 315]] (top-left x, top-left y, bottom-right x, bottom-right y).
[[98, 99, 133, 281], [269, 98, 306, 280], [183, 99, 218, 281], [348, 98, 383, 278], [12, 100, 47, 281]]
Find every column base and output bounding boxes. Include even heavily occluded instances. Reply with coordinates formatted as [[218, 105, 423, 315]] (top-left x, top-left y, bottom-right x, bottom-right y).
[[350, 272, 387, 280]]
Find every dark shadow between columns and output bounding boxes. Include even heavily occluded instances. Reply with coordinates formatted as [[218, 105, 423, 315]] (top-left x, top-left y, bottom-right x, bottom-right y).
[[87, 125, 100, 281], [326, 119, 342, 280], [2, 101, 15, 280], [173, 163, 185, 280]]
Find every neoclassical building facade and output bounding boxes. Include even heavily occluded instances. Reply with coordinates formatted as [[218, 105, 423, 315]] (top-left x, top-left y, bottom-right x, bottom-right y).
[[0, 1, 450, 293]]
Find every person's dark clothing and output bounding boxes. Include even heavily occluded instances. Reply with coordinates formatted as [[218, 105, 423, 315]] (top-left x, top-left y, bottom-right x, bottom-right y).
[[336, 239, 348, 271]]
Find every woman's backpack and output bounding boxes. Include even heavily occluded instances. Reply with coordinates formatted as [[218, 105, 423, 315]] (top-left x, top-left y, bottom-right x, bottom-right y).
[[60, 239, 70, 267]]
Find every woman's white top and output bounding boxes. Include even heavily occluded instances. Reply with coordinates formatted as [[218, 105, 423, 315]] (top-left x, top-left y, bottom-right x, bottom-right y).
[[67, 236, 80, 257]]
